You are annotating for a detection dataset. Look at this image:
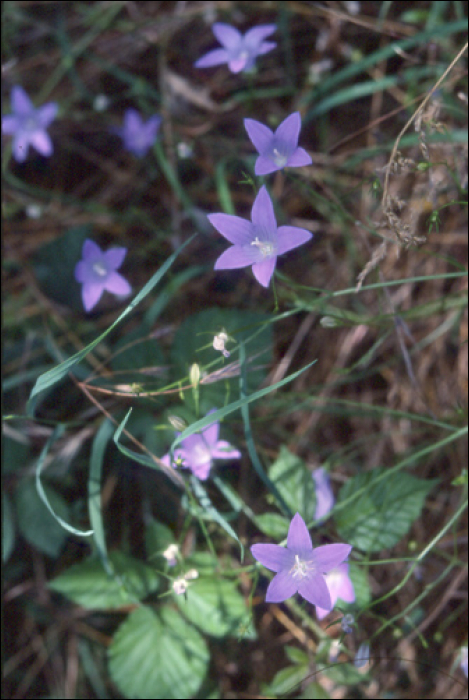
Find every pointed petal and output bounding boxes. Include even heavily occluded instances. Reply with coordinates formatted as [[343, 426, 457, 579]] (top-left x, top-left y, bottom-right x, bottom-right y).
[[276, 226, 312, 255], [37, 102, 58, 127], [12, 134, 30, 162], [82, 239, 103, 261], [244, 25, 276, 49], [228, 56, 249, 73], [124, 109, 142, 131], [298, 573, 332, 609], [266, 569, 298, 603], [286, 147, 312, 168], [208, 213, 254, 245], [256, 40, 277, 56], [104, 272, 131, 297], [1, 115, 19, 135], [275, 112, 301, 156], [202, 420, 219, 448], [325, 564, 355, 604], [29, 131, 53, 157], [191, 461, 212, 480], [251, 186, 277, 239], [195, 48, 229, 68], [254, 155, 281, 175], [214, 246, 258, 270], [251, 258, 276, 287], [287, 513, 313, 554], [251, 543, 294, 573], [11, 86, 33, 115], [212, 22, 241, 49], [103, 247, 127, 270], [82, 281, 105, 312], [312, 468, 335, 520], [74, 260, 87, 283], [314, 544, 352, 573], [244, 118, 274, 155], [211, 440, 241, 460]]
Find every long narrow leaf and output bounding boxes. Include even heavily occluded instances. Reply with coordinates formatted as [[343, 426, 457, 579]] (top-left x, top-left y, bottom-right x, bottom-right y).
[[88, 419, 115, 574]]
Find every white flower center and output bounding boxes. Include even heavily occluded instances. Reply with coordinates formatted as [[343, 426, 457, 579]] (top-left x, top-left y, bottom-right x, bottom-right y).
[[289, 554, 314, 581], [23, 116, 39, 133], [192, 442, 211, 466], [251, 237, 275, 258], [92, 261, 108, 277], [272, 147, 288, 167]]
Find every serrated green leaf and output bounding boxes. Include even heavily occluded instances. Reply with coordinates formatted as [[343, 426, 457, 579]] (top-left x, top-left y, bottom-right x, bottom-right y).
[[174, 577, 255, 639], [254, 512, 290, 538], [108, 606, 209, 699], [3, 493, 15, 561], [335, 469, 437, 553], [49, 551, 159, 609], [268, 446, 316, 521], [15, 478, 70, 558]]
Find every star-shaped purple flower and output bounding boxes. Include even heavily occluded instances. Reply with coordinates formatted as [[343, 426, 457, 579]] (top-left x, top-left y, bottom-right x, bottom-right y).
[[195, 22, 276, 74], [315, 562, 355, 619], [74, 239, 131, 312], [2, 86, 58, 163], [244, 112, 312, 175], [161, 409, 241, 480], [113, 109, 161, 157], [312, 468, 335, 521], [251, 512, 352, 609], [209, 185, 312, 288]]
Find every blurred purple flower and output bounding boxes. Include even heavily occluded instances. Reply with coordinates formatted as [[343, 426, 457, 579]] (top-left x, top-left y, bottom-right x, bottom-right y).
[[251, 512, 352, 609], [114, 109, 161, 157], [161, 409, 241, 480], [460, 645, 468, 678], [209, 185, 312, 288], [74, 239, 131, 312], [195, 22, 276, 73], [312, 468, 335, 520], [315, 562, 356, 620], [244, 112, 312, 175], [2, 86, 58, 162]]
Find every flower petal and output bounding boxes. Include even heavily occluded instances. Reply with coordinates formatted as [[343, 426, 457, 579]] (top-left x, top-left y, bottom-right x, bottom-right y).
[[37, 102, 58, 127], [191, 461, 212, 480], [1, 115, 19, 135], [212, 22, 241, 49], [287, 513, 313, 554], [208, 213, 254, 245], [251, 258, 277, 287], [314, 544, 352, 573], [254, 155, 282, 176], [266, 569, 298, 603], [12, 134, 30, 162], [29, 130, 53, 157], [298, 573, 332, 609], [274, 112, 301, 156], [276, 226, 312, 255], [251, 543, 294, 573], [251, 186, 277, 239], [82, 281, 105, 312], [195, 48, 229, 68], [255, 40, 277, 56], [214, 246, 258, 270], [201, 420, 219, 448], [103, 247, 127, 270], [82, 239, 103, 261], [104, 271, 131, 297], [11, 86, 33, 115], [285, 147, 312, 168], [244, 118, 274, 156], [211, 440, 241, 460], [312, 468, 335, 520], [244, 24, 276, 49]]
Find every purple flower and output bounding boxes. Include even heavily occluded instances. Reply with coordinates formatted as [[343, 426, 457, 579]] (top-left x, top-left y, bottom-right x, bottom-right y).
[[114, 109, 161, 157], [312, 468, 335, 520], [74, 239, 131, 312], [161, 409, 241, 480], [2, 86, 58, 162], [209, 185, 312, 288], [251, 513, 352, 609], [315, 562, 356, 619], [244, 112, 312, 175], [195, 23, 276, 74]]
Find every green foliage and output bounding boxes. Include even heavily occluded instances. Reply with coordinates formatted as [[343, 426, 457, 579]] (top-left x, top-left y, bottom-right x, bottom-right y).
[[108, 606, 209, 699], [335, 469, 437, 553], [49, 551, 160, 608], [267, 446, 317, 523]]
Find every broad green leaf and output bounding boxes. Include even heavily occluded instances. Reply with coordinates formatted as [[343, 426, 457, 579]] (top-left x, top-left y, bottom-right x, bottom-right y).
[[268, 446, 317, 522], [3, 493, 15, 562], [144, 519, 176, 561], [348, 561, 370, 609], [321, 660, 369, 685], [3, 435, 31, 475], [264, 662, 310, 697], [49, 551, 159, 609], [254, 512, 290, 539], [335, 469, 437, 553], [15, 478, 70, 558], [174, 577, 255, 639], [108, 606, 209, 699]]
